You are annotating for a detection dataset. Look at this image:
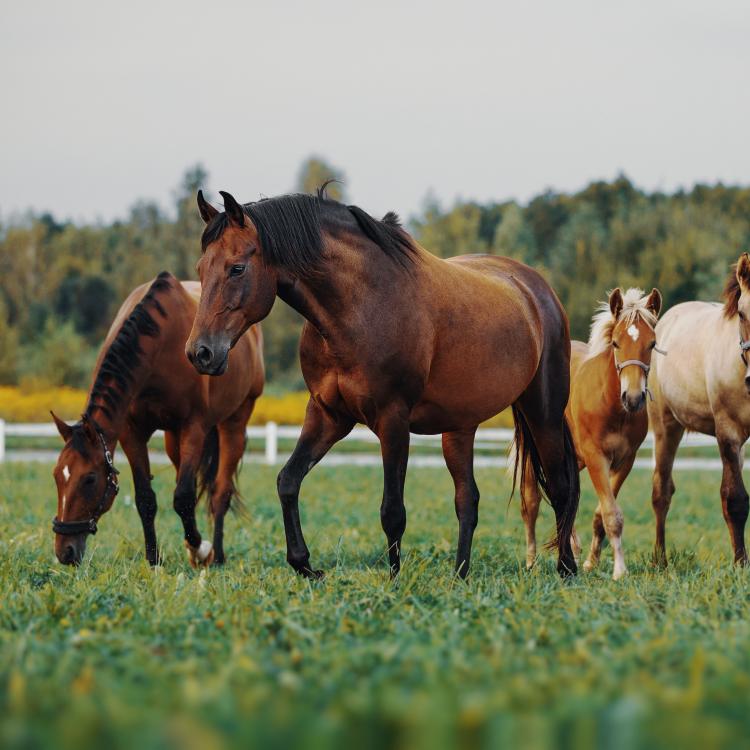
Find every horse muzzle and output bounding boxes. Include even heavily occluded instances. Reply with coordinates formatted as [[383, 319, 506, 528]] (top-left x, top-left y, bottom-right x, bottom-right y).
[[186, 339, 230, 376], [621, 391, 646, 413], [54, 534, 87, 566]]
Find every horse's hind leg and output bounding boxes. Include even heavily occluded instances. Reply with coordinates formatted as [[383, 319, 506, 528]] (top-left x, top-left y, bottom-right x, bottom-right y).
[[516, 369, 579, 577], [277, 398, 354, 578], [519, 453, 541, 569], [649, 406, 684, 567], [120, 425, 159, 565], [717, 433, 749, 564], [209, 413, 251, 565], [442, 428, 479, 578], [173, 424, 213, 568]]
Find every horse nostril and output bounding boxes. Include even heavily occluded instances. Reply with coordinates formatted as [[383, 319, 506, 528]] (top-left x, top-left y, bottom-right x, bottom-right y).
[[196, 345, 213, 368], [62, 545, 76, 565]]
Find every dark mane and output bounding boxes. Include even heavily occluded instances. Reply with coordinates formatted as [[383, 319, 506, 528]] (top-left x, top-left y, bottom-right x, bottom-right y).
[[723, 262, 740, 318], [85, 272, 172, 422], [201, 189, 418, 277]]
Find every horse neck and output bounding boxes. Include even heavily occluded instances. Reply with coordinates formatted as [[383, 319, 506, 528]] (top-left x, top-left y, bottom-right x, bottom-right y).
[[277, 245, 415, 341], [85, 335, 158, 446]]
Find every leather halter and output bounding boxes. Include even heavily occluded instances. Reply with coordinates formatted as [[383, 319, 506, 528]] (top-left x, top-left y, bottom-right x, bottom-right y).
[[52, 424, 119, 536], [614, 346, 667, 401]]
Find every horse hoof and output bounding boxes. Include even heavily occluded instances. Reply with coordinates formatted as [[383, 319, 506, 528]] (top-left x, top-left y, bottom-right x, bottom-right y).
[[583, 558, 596, 572], [612, 567, 628, 581], [185, 540, 214, 569]]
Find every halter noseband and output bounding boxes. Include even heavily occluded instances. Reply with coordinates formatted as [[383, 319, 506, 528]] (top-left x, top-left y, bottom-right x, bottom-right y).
[[52, 424, 119, 536], [614, 346, 667, 401]]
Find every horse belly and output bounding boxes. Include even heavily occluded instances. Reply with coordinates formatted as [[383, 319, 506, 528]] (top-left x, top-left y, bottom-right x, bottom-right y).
[[410, 342, 537, 433]]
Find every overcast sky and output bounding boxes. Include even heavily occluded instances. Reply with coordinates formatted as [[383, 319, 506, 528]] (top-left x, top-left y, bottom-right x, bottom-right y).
[[2, 0, 749, 224]]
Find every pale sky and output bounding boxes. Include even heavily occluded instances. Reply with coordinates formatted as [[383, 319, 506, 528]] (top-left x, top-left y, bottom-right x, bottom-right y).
[[2, 0, 749, 224]]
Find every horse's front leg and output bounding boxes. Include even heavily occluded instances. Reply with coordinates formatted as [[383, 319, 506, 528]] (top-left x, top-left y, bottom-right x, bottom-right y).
[[443, 429, 479, 578], [375, 409, 411, 577], [277, 398, 354, 578], [585, 457, 627, 580], [119, 427, 160, 565], [718, 435, 749, 564]]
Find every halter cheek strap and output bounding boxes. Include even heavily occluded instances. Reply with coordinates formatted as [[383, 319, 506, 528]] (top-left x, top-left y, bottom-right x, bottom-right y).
[[52, 424, 119, 537]]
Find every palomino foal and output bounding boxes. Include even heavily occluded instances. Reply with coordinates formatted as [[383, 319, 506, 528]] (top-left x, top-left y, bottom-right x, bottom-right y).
[[522, 288, 662, 579]]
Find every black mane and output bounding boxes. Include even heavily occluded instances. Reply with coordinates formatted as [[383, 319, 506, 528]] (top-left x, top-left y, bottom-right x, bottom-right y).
[[201, 190, 418, 277], [85, 272, 171, 423]]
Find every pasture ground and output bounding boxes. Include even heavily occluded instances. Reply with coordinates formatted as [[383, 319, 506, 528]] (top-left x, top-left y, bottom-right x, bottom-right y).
[[1, 461, 749, 749]]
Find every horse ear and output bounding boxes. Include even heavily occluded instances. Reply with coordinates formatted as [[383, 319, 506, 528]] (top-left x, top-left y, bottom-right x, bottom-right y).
[[646, 288, 662, 318], [51, 411, 73, 442], [609, 288, 624, 319], [197, 190, 218, 224], [736, 253, 750, 288], [219, 191, 246, 227]]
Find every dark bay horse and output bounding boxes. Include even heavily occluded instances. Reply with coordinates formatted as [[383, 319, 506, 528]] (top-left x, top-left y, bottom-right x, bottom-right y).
[[51, 272, 264, 566], [187, 190, 579, 578]]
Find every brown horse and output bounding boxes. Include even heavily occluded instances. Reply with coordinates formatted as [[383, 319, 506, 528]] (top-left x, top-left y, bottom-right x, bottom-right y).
[[649, 254, 750, 566], [185, 189, 579, 579], [521, 288, 662, 579], [51, 272, 264, 567]]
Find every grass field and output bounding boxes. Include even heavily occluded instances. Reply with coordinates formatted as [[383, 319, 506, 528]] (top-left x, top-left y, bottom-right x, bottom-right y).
[[1, 460, 749, 750]]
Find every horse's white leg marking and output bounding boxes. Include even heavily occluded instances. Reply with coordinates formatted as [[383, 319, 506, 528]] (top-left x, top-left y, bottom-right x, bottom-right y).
[[197, 540, 213, 562]]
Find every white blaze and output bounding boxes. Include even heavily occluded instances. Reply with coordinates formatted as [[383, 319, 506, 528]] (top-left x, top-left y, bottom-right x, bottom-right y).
[[63, 465, 70, 483], [627, 324, 639, 341]]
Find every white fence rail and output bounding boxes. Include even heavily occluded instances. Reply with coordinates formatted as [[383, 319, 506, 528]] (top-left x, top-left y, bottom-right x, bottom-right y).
[[0, 420, 729, 471]]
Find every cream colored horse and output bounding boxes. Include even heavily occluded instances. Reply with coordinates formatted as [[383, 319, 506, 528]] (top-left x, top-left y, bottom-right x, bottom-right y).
[[649, 253, 750, 566]]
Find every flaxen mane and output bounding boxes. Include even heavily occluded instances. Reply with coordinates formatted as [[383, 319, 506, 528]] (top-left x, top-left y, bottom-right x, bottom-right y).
[[201, 187, 418, 277], [85, 272, 172, 422], [586, 288, 658, 358]]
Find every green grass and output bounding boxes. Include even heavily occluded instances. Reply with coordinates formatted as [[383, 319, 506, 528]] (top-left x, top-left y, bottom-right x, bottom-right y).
[[1, 461, 749, 750]]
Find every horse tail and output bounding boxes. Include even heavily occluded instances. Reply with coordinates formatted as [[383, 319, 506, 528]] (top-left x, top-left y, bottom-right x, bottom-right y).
[[511, 405, 579, 556], [197, 426, 220, 504]]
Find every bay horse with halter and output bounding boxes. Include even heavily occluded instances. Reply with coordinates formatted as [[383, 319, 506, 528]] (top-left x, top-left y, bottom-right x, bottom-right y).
[[649, 253, 750, 567], [521, 288, 663, 579], [186, 189, 579, 579], [51, 272, 264, 567]]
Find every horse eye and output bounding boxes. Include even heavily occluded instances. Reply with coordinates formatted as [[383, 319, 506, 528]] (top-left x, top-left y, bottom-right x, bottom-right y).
[[649, 341, 656, 349], [229, 264, 246, 278], [740, 312, 746, 322], [83, 473, 96, 485], [612, 342, 619, 349]]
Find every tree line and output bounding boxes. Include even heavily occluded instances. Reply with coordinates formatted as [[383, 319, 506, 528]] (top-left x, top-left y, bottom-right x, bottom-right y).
[[1, 159, 749, 391]]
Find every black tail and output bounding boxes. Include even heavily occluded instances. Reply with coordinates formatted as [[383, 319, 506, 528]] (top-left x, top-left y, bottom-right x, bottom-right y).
[[197, 426, 220, 503], [197, 426, 248, 519], [512, 405, 579, 565]]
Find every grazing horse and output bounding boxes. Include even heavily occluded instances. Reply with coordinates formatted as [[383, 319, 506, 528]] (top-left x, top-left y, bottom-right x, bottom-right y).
[[186, 189, 579, 579], [51, 272, 264, 567], [521, 288, 662, 579], [649, 254, 750, 566]]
